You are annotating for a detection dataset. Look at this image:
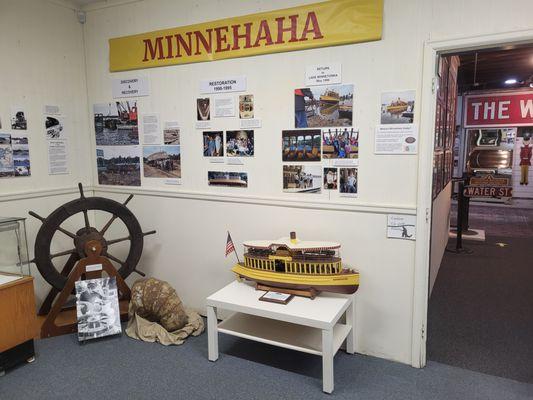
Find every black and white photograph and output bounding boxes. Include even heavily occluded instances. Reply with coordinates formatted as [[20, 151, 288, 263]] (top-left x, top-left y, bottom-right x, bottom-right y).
[[339, 167, 358, 195], [322, 128, 359, 159], [10, 107, 27, 130], [295, 84, 353, 128], [96, 146, 141, 186], [380, 90, 415, 124], [203, 131, 224, 157], [283, 165, 322, 193], [45, 116, 65, 139], [323, 167, 338, 190], [208, 171, 248, 187], [0, 134, 14, 178], [282, 129, 321, 162], [75, 277, 122, 342], [94, 101, 139, 145], [143, 145, 181, 178], [163, 128, 180, 145], [226, 130, 254, 157], [197, 97, 210, 121], [12, 136, 30, 177]]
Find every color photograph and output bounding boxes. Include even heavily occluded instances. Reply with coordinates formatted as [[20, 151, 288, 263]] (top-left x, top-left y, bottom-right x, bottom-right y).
[[197, 97, 210, 121], [322, 128, 359, 159], [239, 95, 254, 119], [203, 131, 224, 157], [96, 146, 141, 186], [380, 90, 415, 124], [12, 136, 30, 177], [163, 128, 180, 145], [94, 101, 139, 145], [226, 130, 254, 157], [323, 167, 338, 190], [10, 107, 27, 130], [283, 165, 322, 193], [295, 84, 353, 128], [143, 145, 181, 178], [282, 129, 321, 162], [208, 171, 248, 187], [339, 167, 358, 195]]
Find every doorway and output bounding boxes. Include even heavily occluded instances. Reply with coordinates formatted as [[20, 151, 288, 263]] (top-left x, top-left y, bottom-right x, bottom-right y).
[[426, 44, 533, 383]]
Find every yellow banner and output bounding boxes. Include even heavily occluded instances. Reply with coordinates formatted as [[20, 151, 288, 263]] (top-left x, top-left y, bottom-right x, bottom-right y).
[[109, 0, 383, 72]]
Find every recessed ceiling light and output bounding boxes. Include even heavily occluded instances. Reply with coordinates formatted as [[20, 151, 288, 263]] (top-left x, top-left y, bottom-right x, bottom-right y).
[[530, 83, 533, 88], [505, 78, 517, 85]]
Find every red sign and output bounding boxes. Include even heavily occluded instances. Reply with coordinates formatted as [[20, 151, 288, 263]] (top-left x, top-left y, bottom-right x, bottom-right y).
[[464, 91, 533, 127]]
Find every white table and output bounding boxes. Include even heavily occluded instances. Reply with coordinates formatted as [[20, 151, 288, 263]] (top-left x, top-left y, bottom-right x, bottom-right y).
[[206, 281, 356, 393]]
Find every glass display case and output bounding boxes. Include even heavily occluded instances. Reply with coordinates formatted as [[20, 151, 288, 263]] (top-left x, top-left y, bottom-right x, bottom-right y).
[[0, 217, 31, 279]]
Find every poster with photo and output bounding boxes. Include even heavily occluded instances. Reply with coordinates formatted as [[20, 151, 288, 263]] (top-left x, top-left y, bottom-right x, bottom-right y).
[[0, 133, 14, 178], [12, 136, 30, 177], [226, 130, 254, 157], [294, 84, 353, 128], [96, 146, 140, 186], [45, 115, 66, 140], [323, 167, 338, 190], [75, 277, 122, 342], [143, 145, 181, 179], [94, 101, 139, 145], [239, 95, 254, 119], [387, 214, 416, 240], [208, 171, 248, 187], [197, 98, 210, 121], [339, 167, 358, 196], [203, 131, 224, 157], [283, 165, 321, 193], [380, 90, 415, 124], [282, 129, 321, 162], [163, 127, 180, 145], [322, 128, 359, 160], [10, 107, 27, 130]]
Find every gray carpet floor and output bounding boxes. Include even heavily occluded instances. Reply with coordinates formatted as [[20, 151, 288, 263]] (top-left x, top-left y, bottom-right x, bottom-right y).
[[429, 203, 533, 383], [1, 329, 532, 400]]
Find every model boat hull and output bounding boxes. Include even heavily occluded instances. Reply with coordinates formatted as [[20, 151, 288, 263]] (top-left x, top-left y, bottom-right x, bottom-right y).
[[232, 263, 359, 295]]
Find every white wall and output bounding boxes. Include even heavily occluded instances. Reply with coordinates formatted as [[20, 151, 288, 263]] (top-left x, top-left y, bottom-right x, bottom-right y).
[[84, 0, 422, 365], [0, 0, 92, 304]]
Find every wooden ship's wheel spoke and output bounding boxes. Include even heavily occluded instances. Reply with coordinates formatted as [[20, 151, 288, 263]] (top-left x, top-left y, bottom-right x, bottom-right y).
[[50, 248, 77, 259]]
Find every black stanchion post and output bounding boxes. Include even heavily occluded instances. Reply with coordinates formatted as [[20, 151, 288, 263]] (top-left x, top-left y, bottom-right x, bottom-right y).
[[456, 180, 464, 250]]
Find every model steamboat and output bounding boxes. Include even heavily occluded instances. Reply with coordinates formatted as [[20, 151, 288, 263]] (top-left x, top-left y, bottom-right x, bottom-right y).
[[232, 232, 359, 296]]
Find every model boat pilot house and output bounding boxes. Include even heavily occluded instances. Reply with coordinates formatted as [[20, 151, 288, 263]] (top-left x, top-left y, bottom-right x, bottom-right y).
[[2, 0, 533, 398]]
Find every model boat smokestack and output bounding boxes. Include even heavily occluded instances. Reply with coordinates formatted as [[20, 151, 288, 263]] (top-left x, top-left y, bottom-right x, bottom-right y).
[[290, 231, 297, 244]]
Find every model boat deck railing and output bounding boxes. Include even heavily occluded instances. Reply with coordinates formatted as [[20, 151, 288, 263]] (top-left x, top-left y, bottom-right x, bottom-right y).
[[244, 254, 343, 275]]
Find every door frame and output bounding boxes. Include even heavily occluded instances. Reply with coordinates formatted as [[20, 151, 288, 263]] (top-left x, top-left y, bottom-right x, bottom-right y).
[[412, 29, 533, 368]]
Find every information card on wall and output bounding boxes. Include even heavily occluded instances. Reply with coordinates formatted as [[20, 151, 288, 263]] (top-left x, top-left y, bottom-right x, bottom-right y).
[[387, 214, 416, 240], [112, 76, 150, 98], [375, 124, 418, 154], [199, 76, 246, 94], [305, 63, 342, 86]]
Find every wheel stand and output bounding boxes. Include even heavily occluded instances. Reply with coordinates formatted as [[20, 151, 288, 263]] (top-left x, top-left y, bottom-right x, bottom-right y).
[[39, 240, 131, 339]]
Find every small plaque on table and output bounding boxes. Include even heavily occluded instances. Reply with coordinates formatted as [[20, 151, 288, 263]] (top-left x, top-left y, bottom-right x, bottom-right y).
[[259, 291, 294, 304]]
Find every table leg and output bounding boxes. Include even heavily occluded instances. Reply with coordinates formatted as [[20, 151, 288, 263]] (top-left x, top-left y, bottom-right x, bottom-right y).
[[322, 328, 334, 393], [346, 295, 356, 354], [207, 306, 219, 362]]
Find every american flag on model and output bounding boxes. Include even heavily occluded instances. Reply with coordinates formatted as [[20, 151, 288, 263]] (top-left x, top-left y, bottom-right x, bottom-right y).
[[225, 232, 235, 257]]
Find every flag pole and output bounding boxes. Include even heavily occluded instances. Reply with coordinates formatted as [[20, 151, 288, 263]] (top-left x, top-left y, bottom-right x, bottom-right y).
[[228, 231, 241, 264]]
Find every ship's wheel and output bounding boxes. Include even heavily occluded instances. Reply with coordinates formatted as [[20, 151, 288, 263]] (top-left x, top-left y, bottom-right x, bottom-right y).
[[29, 183, 155, 293]]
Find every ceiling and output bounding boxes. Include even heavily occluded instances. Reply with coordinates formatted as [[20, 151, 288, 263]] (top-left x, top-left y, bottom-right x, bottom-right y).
[[456, 45, 533, 93]]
